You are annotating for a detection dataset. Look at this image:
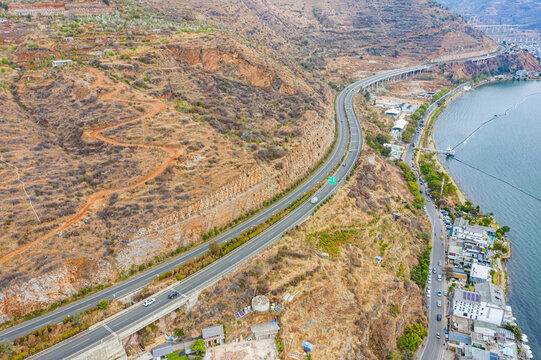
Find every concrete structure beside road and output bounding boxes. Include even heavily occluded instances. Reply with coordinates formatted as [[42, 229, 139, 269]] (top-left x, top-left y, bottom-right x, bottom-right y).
[[251, 322, 280, 340], [385, 108, 401, 117], [252, 295, 270, 312]]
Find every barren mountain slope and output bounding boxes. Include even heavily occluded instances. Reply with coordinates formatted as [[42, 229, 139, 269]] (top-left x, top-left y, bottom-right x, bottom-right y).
[[122, 146, 430, 359], [0, 26, 335, 321], [150, 0, 498, 64], [0, 0, 497, 323]]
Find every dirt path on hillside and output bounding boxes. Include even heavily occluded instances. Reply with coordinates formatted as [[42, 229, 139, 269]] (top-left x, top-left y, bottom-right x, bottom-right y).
[[0, 67, 181, 266]]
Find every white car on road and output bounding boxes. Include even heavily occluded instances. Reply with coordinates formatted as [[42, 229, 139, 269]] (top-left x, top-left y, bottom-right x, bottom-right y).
[[143, 298, 156, 307]]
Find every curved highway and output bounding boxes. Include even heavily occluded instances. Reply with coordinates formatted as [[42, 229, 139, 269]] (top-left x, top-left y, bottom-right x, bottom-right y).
[[23, 65, 436, 360], [2, 48, 504, 358]]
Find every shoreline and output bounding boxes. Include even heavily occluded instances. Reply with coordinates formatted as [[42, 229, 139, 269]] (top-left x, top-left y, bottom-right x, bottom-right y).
[[420, 78, 513, 292], [412, 77, 538, 357]]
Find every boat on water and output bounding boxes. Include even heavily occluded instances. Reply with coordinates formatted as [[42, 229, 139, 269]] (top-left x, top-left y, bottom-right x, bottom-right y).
[[445, 146, 455, 157]]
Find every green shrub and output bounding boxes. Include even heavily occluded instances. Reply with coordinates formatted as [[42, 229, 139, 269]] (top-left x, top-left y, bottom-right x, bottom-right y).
[[97, 299, 109, 310], [411, 247, 431, 288], [399, 323, 427, 351]]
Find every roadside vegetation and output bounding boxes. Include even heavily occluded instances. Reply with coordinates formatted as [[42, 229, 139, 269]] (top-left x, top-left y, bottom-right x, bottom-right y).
[[397, 162, 425, 209], [410, 246, 431, 289], [404, 88, 449, 144], [0, 300, 125, 360], [365, 131, 391, 157], [417, 152, 456, 204], [399, 322, 428, 352]]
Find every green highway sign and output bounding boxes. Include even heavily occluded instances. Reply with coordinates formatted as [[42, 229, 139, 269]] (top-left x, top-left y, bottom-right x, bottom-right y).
[[328, 176, 336, 184]]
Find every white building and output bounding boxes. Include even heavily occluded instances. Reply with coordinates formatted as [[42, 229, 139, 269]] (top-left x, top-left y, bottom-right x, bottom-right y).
[[452, 217, 496, 246], [383, 143, 403, 160], [52, 60, 73, 68], [451, 289, 505, 326], [470, 262, 492, 283], [385, 108, 401, 117]]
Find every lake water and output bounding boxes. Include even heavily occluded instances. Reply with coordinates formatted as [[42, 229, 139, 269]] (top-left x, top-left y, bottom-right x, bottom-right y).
[[433, 80, 541, 357]]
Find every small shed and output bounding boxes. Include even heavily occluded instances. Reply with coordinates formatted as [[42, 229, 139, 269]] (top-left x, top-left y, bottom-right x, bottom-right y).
[[52, 59, 73, 68], [251, 322, 280, 340], [202, 324, 224, 347], [302, 341, 314, 352]]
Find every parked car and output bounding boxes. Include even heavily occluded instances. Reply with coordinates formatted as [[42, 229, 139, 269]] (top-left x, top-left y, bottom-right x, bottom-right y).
[[438, 260, 443, 266], [436, 332, 441, 339], [143, 298, 156, 307], [437, 290, 442, 297], [168, 291, 179, 299], [444, 290, 448, 296], [438, 274, 442, 281], [437, 300, 442, 307]]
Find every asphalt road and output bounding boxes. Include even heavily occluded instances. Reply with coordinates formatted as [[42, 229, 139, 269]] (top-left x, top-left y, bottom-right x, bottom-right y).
[[24, 66, 436, 360], [415, 177, 448, 360], [0, 70, 360, 343], [404, 82, 468, 159], [2, 48, 504, 358], [403, 87, 453, 360]]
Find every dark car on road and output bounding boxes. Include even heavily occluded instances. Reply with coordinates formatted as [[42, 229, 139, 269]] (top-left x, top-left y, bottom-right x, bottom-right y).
[[437, 314, 442, 321], [168, 291, 179, 299]]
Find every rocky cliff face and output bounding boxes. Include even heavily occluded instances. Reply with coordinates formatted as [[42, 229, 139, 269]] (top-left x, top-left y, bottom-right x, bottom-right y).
[[0, 0, 499, 325], [122, 147, 429, 359], [166, 44, 293, 93], [0, 34, 334, 322]]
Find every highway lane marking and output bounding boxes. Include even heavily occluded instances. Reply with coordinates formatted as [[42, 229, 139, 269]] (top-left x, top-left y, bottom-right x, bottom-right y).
[[9, 56, 489, 353], [102, 323, 117, 337]]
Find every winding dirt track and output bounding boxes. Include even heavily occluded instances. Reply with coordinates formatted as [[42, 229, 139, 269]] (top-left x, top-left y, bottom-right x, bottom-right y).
[[0, 68, 180, 265]]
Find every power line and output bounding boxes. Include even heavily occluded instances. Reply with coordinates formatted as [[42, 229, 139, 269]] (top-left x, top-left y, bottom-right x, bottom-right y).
[[452, 91, 541, 151], [452, 157, 541, 203]]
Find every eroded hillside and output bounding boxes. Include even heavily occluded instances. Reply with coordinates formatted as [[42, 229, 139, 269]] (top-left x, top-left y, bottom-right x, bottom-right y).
[[122, 144, 430, 359], [0, 16, 334, 321], [0, 0, 497, 324]]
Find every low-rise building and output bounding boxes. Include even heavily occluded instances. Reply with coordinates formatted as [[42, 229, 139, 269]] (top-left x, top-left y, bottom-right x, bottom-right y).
[[451, 289, 504, 326], [251, 322, 280, 340], [450, 314, 472, 335], [463, 345, 496, 360], [448, 331, 472, 353], [384, 108, 401, 117], [470, 262, 493, 283], [52, 59, 73, 68], [452, 217, 496, 246], [151, 343, 173, 360], [475, 282, 505, 309], [202, 324, 224, 347]]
